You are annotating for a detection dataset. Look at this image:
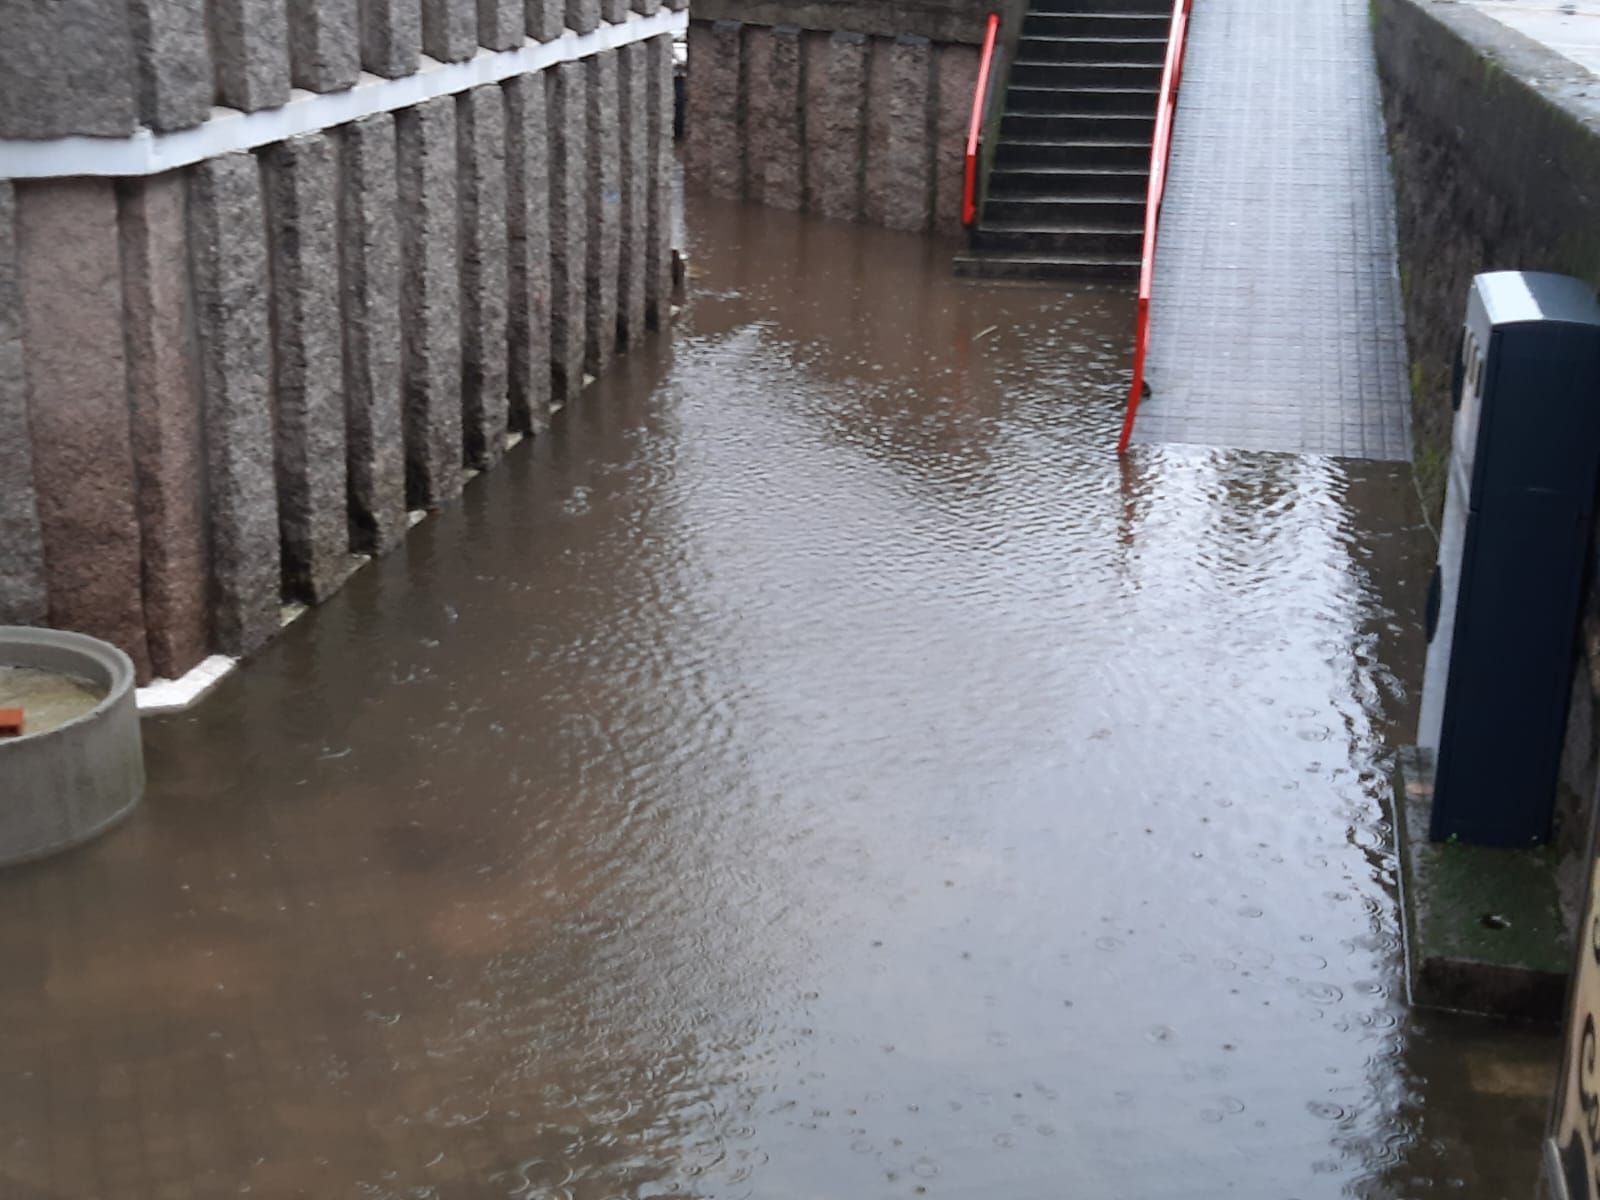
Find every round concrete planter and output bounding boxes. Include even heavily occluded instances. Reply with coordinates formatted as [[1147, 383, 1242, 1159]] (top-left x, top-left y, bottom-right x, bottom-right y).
[[0, 627, 144, 867]]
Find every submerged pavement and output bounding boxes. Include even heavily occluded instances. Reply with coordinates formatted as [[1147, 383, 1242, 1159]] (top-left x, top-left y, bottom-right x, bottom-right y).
[[0, 196, 1555, 1199]]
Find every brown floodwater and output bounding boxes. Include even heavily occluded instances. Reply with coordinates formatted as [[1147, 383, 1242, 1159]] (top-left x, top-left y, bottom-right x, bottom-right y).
[[0, 195, 1558, 1200]]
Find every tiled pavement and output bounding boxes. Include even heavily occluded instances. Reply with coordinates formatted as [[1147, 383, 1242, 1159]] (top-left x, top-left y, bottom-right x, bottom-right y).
[[1466, 0, 1600, 77], [1135, 0, 1414, 460]]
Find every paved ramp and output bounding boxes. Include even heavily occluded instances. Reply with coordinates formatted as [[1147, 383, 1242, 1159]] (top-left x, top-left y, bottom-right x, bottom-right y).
[[1134, 0, 1413, 460]]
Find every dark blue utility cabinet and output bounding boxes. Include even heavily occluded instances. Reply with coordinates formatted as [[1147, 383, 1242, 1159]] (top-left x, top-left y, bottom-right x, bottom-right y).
[[1420, 272, 1600, 847]]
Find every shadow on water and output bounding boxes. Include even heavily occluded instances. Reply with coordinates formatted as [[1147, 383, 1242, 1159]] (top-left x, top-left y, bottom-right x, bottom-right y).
[[0, 194, 1558, 1199]]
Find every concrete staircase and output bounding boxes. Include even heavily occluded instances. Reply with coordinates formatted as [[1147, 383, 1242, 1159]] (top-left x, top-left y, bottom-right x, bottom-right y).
[[954, 0, 1170, 282]]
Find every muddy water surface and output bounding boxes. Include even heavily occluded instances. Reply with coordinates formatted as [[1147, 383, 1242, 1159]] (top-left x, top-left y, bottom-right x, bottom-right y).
[[0, 197, 1556, 1199]]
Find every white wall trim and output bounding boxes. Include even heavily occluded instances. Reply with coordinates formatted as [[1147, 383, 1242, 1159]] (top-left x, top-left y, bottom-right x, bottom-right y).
[[136, 654, 237, 714], [0, 9, 687, 181]]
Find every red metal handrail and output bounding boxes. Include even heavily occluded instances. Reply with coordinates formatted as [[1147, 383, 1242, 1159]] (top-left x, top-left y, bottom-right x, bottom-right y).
[[963, 13, 1002, 228], [1115, 0, 1194, 455]]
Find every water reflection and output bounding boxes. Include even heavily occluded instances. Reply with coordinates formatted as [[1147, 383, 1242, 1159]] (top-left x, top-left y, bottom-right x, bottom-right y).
[[0, 195, 1555, 1199]]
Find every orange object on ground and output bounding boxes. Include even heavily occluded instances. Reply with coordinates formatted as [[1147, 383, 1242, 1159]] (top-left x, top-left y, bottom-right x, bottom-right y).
[[0, 709, 22, 737]]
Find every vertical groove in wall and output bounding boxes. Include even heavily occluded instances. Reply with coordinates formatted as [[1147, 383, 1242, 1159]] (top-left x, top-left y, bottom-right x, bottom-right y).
[[210, 0, 293, 111], [339, 112, 408, 555], [792, 27, 811, 211], [864, 33, 894, 227], [618, 41, 649, 347], [548, 61, 589, 402], [187, 152, 282, 656], [357, 0, 424, 78], [458, 85, 511, 470], [743, 27, 771, 204], [0, 182, 48, 627], [853, 34, 873, 223], [928, 37, 934, 230], [505, 74, 552, 434], [264, 133, 353, 604], [920, 36, 940, 232], [585, 50, 622, 374], [16, 179, 152, 680], [119, 172, 212, 677], [644, 32, 673, 328], [397, 95, 465, 508]]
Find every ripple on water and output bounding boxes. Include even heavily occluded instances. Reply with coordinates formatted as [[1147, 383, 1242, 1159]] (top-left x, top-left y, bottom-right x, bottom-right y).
[[0, 194, 1540, 1200]]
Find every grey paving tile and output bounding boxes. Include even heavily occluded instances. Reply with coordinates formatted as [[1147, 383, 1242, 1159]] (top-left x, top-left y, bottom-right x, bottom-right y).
[[1134, 0, 1412, 461]]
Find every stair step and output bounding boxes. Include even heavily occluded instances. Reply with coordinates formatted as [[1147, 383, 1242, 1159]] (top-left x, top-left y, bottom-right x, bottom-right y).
[[984, 195, 1148, 224], [999, 111, 1156, 141], [973, 223, 1145, 254], [1015, 35, 1168, 64], [953, 249, 1141, 282], [1011, 60, 1163, 89], [1006, 85, 1160, 115], [989, 165, 1149, 198], [996, 138, 1151, 168]]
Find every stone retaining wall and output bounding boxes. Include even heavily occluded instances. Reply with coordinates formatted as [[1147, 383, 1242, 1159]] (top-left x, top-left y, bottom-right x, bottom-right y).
[[0, 21, 680, 686], [0, 0, 684, 138], [689, 0, 989, 44], [1374, 0, 1600, 918], [684, 17, 979, 234]]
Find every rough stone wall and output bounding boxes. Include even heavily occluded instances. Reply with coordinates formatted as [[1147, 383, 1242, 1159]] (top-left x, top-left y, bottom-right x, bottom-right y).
[[690, 0, 989, 44], [685, 17, 979, 234], [0, 0, 587, 139], [0, 28, 680, 684], [1374, 0, 1600, 920]]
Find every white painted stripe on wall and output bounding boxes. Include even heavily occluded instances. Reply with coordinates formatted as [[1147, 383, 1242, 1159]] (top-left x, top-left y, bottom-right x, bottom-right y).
[[0, 9, 687, 181], [135, 654, 238, 714]]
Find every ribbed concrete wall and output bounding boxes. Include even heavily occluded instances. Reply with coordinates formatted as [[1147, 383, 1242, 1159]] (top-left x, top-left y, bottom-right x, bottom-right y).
[[0, 0, 604, 138], [0, 22, 681, 684], [691, 0, 989, 44], [685, 18, 978, 234]]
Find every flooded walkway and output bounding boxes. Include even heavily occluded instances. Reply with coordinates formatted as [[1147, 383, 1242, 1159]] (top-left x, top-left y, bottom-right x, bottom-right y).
[[1137, 0, 1413, 460], [0, 197, 1553, 1199]]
